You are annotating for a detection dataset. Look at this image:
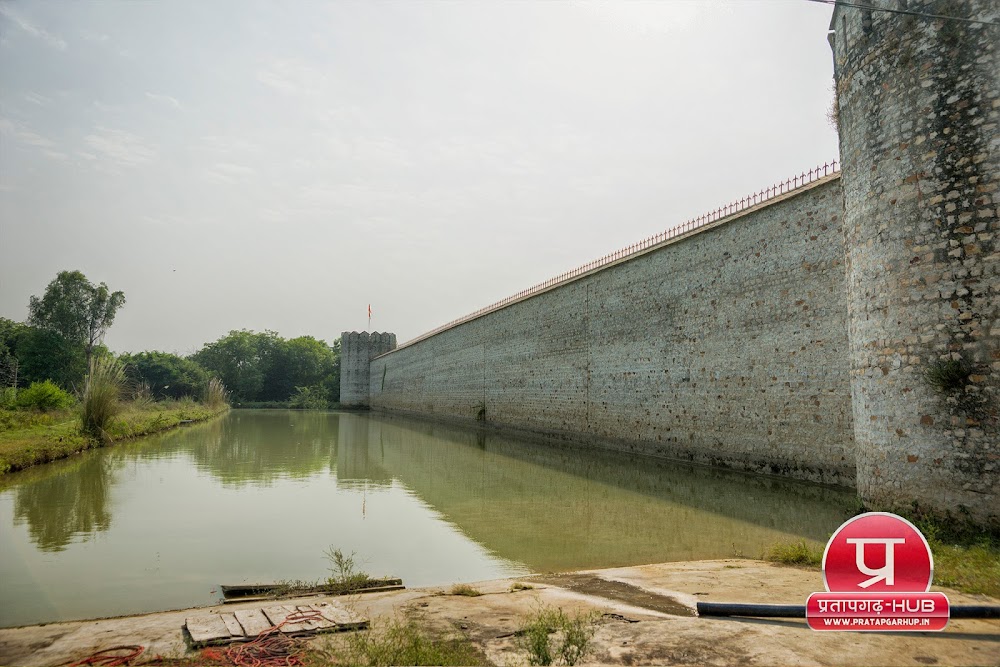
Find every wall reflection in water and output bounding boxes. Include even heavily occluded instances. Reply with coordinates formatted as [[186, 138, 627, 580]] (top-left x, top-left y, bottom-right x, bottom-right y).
[[339, 413, 855, 571], [0, 409, 855, 627]]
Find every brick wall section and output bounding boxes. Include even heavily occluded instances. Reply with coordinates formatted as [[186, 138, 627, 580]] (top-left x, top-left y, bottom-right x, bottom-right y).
[[340, 332, 396, 407], [369, 177, 855, 485], [833, 0, 999, 526]]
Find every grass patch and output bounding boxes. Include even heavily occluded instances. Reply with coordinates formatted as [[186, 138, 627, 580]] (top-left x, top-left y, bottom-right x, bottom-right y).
[[320, 616, 488, 666], [764, 514, 1000, 599], [912, 512, 1000, 598], [517, 606, 598, 666], [763, 540, 823, 567], [448, 583, 483, 597], [0, 402, 227, 474], [511, 581, 535, 591]]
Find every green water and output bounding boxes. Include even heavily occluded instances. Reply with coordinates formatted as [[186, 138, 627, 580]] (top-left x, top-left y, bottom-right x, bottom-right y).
[[0, 410, 855, 627]]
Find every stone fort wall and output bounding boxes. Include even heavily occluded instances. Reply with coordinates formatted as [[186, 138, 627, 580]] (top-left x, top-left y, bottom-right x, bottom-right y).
[[344, 1, 999, 526], [367, 177, 856, 486], [833, 0, 999, 525]]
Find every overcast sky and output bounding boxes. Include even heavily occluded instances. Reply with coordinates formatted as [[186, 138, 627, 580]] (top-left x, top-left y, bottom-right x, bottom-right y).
[[0, 0, 839, 354]]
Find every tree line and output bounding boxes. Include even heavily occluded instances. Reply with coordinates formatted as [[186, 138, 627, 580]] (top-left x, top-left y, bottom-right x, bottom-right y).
[[1, 271, 341, 408]]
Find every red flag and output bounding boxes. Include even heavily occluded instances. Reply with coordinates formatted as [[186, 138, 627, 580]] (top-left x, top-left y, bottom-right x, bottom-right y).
[[368, 304, 372, 318]]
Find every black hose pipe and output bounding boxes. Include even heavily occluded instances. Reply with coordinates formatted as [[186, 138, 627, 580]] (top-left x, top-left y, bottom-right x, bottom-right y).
[[697, 602, 1000, 619]]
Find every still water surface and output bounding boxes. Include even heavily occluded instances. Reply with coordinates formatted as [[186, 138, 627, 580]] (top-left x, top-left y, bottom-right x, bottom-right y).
[[0, 410, 855, 627]]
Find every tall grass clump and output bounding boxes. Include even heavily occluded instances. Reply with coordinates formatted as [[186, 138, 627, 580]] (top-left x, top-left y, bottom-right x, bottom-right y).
[[81, 356, 126, 439], [517, 606, 598, 666], [204, 377, 229, 410]]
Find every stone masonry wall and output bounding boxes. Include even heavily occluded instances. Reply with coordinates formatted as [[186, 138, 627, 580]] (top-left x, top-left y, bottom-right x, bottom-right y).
[[833, 0, 999, 526], [369, 177, 855, 485], [340, 331, 396, 407]]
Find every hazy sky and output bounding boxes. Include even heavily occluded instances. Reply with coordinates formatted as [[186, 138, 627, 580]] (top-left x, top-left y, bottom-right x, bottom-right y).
[[0, 0, 839, 354]]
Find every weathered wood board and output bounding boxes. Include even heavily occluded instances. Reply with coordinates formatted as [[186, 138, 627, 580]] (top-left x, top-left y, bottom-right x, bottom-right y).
[[185, 601, 367, 647], [233, 609, 272, 636]]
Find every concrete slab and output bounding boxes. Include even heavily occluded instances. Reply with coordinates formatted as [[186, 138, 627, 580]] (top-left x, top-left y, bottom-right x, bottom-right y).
[[0, 560, 996, 666]]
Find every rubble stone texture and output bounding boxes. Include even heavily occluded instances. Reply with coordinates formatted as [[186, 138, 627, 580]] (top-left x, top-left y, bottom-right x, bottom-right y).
[[833, 0, 999, 525]]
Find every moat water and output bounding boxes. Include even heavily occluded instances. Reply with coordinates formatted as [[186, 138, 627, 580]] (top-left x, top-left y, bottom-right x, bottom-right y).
[[0, 410, 855, 627]]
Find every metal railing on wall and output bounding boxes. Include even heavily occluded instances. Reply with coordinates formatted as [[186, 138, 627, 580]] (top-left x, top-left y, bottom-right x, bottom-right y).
[[398, 160, 840, 350]]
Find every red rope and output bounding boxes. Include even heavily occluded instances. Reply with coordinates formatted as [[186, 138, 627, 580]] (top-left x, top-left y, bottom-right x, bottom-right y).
[[224, 609, 326, 667], [68, 645, 145, 667]]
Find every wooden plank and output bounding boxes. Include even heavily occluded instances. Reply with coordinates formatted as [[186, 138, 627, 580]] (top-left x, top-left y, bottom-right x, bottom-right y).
[[292, 605, 330, 630], [315, 602, 365, 627], [262, 605, 303, 634], [186, 614, 231, 644], [234, 608, 273, 637], [220, 613, 245, 638]]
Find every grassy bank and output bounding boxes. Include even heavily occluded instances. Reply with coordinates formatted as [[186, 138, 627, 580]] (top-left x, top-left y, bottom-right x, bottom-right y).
[[765, 519, 1000, 599], [0, 401, 228, 474]]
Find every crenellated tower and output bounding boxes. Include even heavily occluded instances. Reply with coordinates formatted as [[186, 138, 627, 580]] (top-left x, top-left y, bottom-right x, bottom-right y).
[[831, 0, 999, 526], [340, 331, 397, 408]]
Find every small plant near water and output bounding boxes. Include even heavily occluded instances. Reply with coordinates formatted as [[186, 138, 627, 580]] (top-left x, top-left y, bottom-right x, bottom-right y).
[[81, 356, 126, 439], [448, 583, 483, 597], [510, 581, 535, 592], [516, 605, 598, 666], [324, 547, 372, 593], [764, 540, 823, 567]]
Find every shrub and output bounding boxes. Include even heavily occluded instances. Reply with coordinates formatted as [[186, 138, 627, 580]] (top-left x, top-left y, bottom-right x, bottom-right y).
[[288, 385, 329, 410], [1, 386, 19, 409], [764, 540, 823, 567], [324, 548, 371, 593], [81, 356, 125, 438], [517, 606, 597, 666], [448, 583, 482, 597], [15, 380, 74, 411]]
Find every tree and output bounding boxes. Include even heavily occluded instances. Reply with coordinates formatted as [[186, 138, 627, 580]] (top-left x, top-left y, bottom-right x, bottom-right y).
[[28, 270, 126, 368], [119, 351, 210, 400], [190, 330, 281, 403], [190, 330, 341, 405]]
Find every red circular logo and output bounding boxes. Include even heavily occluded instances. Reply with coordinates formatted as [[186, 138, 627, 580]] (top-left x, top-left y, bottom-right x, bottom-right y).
[[823, 512, 933, 593]]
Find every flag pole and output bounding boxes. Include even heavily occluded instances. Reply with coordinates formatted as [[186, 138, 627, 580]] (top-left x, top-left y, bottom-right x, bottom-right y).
[[368, 304, 371, 331]]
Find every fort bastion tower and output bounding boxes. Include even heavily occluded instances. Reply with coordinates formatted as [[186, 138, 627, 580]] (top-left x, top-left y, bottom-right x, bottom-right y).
[[831, 0, 998, 526]]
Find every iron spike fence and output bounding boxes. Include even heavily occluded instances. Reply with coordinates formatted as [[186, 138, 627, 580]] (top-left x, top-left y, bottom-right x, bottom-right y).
[[397, 160, 839, 351]]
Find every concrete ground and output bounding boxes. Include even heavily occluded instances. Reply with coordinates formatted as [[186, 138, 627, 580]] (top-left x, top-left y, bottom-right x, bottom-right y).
[[0, 559, 997, 666]]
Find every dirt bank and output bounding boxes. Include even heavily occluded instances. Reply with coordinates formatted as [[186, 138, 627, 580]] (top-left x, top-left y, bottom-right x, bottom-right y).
[[1, 559, 997, 666]]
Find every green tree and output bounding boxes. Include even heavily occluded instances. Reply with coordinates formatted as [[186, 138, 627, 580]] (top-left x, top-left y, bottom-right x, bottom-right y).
[[190, 330, 281, 403], [269, 335, 338, 401], [190, 330, 341, 405], [28, 270, 126, 368], [119, 351, 210, 400], [16, 327, 88, 390]]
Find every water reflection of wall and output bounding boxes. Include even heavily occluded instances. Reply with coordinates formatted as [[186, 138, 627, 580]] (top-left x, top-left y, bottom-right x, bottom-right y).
[[346, 413, 855, 572]]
